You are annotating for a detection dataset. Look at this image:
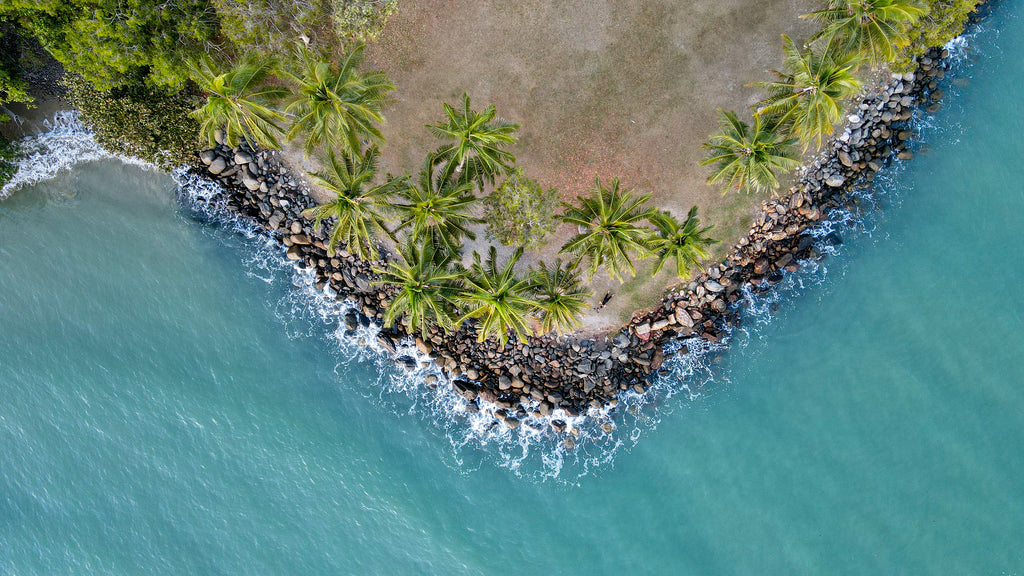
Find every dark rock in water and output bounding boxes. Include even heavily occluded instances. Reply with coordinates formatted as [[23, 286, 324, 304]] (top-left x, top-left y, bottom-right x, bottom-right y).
[[563, 436, 575, 450], [464, 400, 479, 413], [396, 356, 417, 372], [286, 245, 303, 261], [376, 334, 396, 354], [344, 311, 358, 331], [822, 232, 843, 246], [796, 235, 815, 253], [551, 419, 567, 433], [897, 150, 914, 161], [503, 417, 520, 430], [926, 103, 942, 113]]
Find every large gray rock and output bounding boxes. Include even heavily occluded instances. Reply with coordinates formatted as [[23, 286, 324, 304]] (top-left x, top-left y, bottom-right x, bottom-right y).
[[824, 173, 846, 188], [208, 157, 227, 175]]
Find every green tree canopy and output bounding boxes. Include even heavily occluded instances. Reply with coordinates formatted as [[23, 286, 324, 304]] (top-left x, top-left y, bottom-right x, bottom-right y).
[[559, 177, 657, 282], [393, 153, 480, 256], [753, 35, 863, 150], [189, 53, 287, 149], [428, 93, 519, 189], [700, 109, 801, 194], [458, 246, 537, 345], [302, 146, 409, 260], [529, 260, 591, 336], [803, 0, 927, 66], [1, 0, 223, 89], [374, 240, 463, 336], [482, 169, 560, 250], [647, 207, 718, 279], [280, 41, 394, 157]]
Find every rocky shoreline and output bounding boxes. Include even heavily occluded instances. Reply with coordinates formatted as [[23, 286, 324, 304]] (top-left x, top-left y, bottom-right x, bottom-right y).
[[190, 47, 952, 436]]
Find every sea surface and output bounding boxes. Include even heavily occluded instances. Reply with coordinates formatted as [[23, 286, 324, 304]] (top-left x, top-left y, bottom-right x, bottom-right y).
[[2, 6, 1023, 575]]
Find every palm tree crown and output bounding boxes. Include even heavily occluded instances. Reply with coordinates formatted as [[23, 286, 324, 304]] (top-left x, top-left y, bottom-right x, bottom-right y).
[[458, 246, 537, 345], [189, 53, 287, 149], [647, 207, 719, 279], [559, 177, 658, 282], [803, 0, 927, 66], [427, 93, 519, 189], [280, 41, 395, 157], [700, 109, 801, 194], [529, 260, 592, 336], [301, 146, 409, 260], [393, 154, 481, 256], [374, 241, 463, 335], [753, 35, 863, 150]]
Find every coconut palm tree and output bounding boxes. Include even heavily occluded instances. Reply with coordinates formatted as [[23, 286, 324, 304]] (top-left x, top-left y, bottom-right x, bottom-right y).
[[301, 146, 409, 260], [529, 260, 592, 336], [280, 41, 395, 157], [373, 240, 463, 335], [700, 109, 801, 194], [458, 246, 537, 345], [559, 177, 658, 282], [189, 53, 287, 149], [428, 93, 519, 189], [647, 207, 719, 279], [392, 153, 481, 256], [803, 0, 926, 66], [752, 35, 862, 150]]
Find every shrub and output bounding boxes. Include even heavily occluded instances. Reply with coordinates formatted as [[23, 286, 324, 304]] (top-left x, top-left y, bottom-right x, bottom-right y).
[[332, 0, 398, 41], [0, 138, 19, 188], [483, 170, 559, 250], [894, 0, 981, 70], [65, 76, 202, 169]]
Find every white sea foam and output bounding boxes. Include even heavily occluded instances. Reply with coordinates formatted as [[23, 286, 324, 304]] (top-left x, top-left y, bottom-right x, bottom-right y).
[[1, 111, 156, 199]]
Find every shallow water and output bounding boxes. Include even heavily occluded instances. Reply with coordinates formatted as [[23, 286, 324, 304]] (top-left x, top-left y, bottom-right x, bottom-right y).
[[2, 5, 1024, 574]]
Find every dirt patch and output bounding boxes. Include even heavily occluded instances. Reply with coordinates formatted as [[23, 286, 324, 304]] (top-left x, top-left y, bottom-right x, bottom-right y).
[[352, 0, 817, 333]]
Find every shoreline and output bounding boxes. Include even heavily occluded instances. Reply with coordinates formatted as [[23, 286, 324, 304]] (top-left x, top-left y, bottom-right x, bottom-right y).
[[181, 45, 954, 433]]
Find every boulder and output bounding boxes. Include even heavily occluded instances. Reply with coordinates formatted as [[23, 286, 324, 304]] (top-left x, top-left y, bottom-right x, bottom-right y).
[[208, 157, 227, 175], [824, 173, 846, 188], [286, 245, 303, 261]]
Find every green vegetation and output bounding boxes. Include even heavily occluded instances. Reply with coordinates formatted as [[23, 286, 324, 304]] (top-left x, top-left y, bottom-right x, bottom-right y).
[[393, 154, 480, 257], [458, 247, 536, 345], [482, 169, 559, 250], [374, 240, 462, 335], [899, 0, 981, 69], [428, 93, 519, 189], [301, 146, 407, 260], [280, 42, 394, 157], [0, 0, 221, 90], [333, 0, 399, 41], [559, 177, 658, 282], [647, 207, 719, 279], [0, 138, 18, 188], [753, 35, 863, 151], [700, 109, 801, 194], [189, 54, 287, 149], [65, 76, 202, 169], [529, 260, 592, 336], [804, 0, 927, 67]]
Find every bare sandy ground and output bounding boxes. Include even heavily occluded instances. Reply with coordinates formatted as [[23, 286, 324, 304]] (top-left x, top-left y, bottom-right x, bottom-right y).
[[351, 0, 818, 332]]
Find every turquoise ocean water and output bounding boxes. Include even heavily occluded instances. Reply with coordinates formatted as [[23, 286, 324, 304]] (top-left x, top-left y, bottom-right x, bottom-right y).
[[1, 6, 1023, 574]]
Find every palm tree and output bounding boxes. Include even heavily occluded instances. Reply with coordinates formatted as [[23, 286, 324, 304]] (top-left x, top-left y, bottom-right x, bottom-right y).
[[559, 177, 657, 282], [280, 41, 395, 157], [529, 260, 592, 335], [427, 93, 519, 189], [647, 207, 719, 279], [392, 154, 482, 256], [373, 241, 463, 335], [458, 246, 537, 345], [301, 146, 409, 260], [752, 35, 862, 150], [189, 53, 287, 149], [700, 109, 801, 194], [803, 0, 926, 66]]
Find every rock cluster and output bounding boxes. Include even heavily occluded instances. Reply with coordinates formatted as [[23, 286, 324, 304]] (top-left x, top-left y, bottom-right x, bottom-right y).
[[191, 49, 950, 433]]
